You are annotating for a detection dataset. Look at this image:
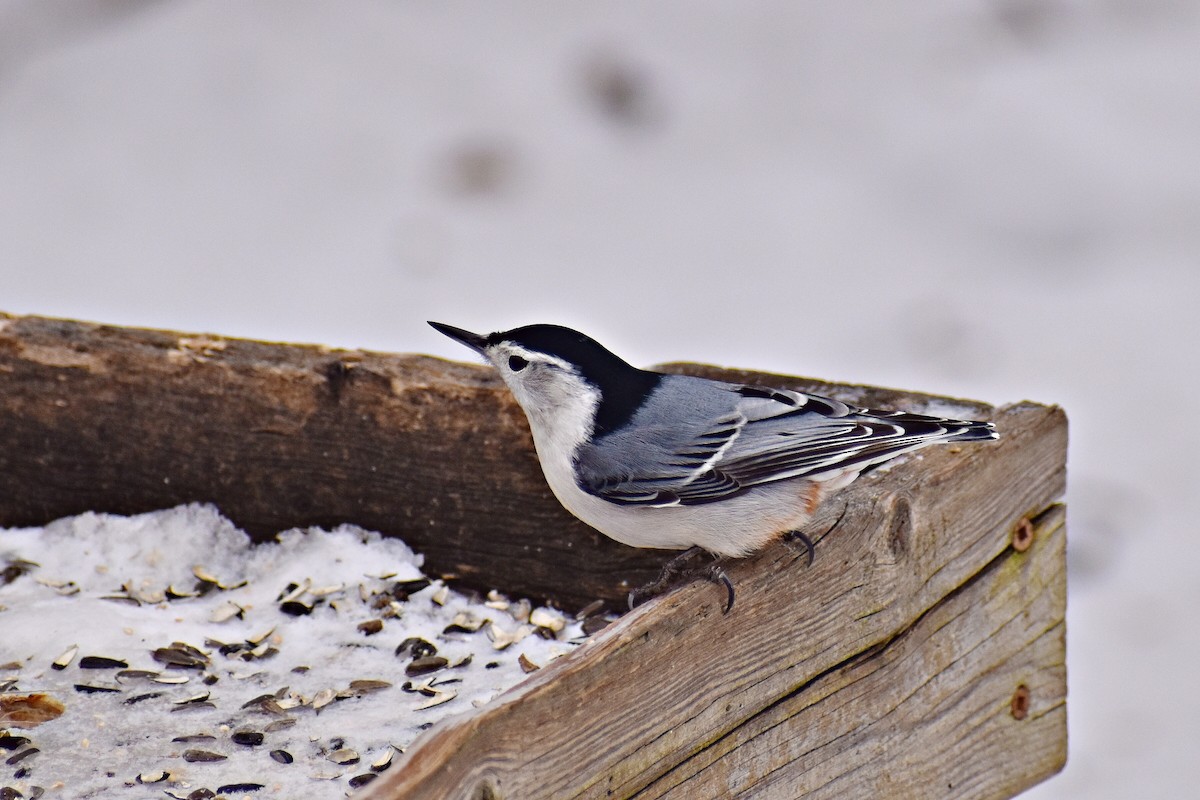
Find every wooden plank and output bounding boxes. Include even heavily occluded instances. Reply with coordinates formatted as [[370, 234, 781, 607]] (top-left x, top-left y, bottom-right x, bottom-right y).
[[361, 400, 1067, 800], [0, 312, 990, 612], [637, 504, 1067, 799]]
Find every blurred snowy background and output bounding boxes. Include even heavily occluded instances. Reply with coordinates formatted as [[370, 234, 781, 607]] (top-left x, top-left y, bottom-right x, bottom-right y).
[[1, 1, 1197, 795]]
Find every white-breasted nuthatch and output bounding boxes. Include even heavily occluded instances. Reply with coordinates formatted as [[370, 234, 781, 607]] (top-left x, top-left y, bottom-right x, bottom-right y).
[[430, 322, 997, 611]]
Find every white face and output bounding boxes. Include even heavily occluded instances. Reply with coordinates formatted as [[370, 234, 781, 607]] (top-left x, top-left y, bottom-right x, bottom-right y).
[[483, 342, 600, 451]]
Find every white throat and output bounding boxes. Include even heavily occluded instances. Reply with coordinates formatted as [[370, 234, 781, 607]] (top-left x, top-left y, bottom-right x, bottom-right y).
[[498, 367, 600, 503]]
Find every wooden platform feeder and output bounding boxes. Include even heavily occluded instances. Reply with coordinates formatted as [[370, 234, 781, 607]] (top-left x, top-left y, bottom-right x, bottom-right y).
[[0, 313, 1067, 799]]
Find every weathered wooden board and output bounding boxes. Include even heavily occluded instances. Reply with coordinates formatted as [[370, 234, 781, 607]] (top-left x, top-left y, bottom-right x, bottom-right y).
[[0, 312, 989, 612], [638, 505, 1066, 799], [362, 401, 1067, 800]]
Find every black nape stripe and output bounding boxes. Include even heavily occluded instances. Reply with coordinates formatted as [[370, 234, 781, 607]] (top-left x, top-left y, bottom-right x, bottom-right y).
[[492, 324, 661, 437]]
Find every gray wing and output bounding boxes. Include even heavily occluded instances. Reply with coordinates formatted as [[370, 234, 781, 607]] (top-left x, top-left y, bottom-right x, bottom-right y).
[[575, 376, 995, 507]]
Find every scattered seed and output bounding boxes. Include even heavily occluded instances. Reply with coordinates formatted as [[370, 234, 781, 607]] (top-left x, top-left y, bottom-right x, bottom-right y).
[[582, 616, 612, 636], [263, 718, 297, 733], [171, 701, 216, 712], [487, 622, 532, 650], [484, 590, 509, 610], [79, 656, 128, 670], [443, 612, 486, 634], [530, 607, 565, 632], [395, 637, 437, 659], [451, 654, 474, 669], [137, 770, 170, 784], [182, 749, 227, 763], [192, 565, 222, 586], [518, 653, 540, 673], [349, 773, 378, 788], [116, 669, 159, 682], [370, 747, 395, 772], [269, 749, 293, 764], [99, 593, 140, 605], [275, 694, 302, 711], [136, 587, 167, 604], [165, 584, 198, 599], [74, 684, 120, 694], [152, 645, 208, 670], [575, 599, 605, 620], [508, 598, 532, 623], [209, 602, 244, 623], [401, 679, 437, 697], [327, 748, 360, 765], [246, 628, 275, 646], [232, 731, 264, 747], [172, 734, 217, 743], [415, 689, 457, 710], [277, 580, 310, 603], [186, 789, 216, 800], [51, 645, 78, 671], [0, 735, 31, 750], [36, 576, 79, 595], [279, 600, 313, 617], [357, 619, 384, 636], [309, 583, 344, 597], [5, 747, 38, 765], [151, 674, 191, 685], [312, 688, 336, 711], [389, 578, 430, 600], [430, 585, 449, 605], [173, 692, 211, 706], [216, 783, 264, 795], [405, 656, 449, 677], [348, 679, 392, 695], [123, 692, 163, 705]]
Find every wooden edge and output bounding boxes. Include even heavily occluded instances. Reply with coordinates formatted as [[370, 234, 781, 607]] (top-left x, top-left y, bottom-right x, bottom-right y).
[[360, 400, 1067, 799], [639, 503, 1067, 799]]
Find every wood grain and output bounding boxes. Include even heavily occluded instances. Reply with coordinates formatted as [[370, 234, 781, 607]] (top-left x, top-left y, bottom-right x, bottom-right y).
[[638, 504, 1066, 799]]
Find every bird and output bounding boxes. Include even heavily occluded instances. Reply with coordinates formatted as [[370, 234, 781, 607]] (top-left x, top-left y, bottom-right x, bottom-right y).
[[429, 321, 998, 612]]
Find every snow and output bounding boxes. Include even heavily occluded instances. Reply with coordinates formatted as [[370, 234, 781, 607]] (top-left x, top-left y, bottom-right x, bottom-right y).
[[0, 1, 1197, 795], [0, 505, 588, 799]]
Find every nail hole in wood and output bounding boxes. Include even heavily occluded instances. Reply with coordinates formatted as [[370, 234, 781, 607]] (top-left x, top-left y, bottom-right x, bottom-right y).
[[1012, 517, 1034, 552], [1011, 684, 1030, 720]]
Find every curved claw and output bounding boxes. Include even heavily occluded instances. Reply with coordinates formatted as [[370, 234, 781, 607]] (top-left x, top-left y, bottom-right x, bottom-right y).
[[705, 563, 735, 614], [784, 530, 815, 567], [627, 589, 643, 611]]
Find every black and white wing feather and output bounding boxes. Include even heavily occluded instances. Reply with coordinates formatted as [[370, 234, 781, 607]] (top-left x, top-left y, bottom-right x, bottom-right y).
[[575, 377, 996, 508]]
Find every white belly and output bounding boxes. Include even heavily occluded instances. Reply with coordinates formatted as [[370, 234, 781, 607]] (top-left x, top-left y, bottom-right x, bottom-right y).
[[532, 434, 817, 559]]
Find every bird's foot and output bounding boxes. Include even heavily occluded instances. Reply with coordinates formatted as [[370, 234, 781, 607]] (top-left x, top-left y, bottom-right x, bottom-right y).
[[628, 546, 736, 614]]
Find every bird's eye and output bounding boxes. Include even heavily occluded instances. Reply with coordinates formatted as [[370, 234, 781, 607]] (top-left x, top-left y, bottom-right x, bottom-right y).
[[508, 355, 529, 372]]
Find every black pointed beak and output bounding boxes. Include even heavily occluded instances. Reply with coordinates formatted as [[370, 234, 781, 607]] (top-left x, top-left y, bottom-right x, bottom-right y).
[[428, 321, 489, 355]]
